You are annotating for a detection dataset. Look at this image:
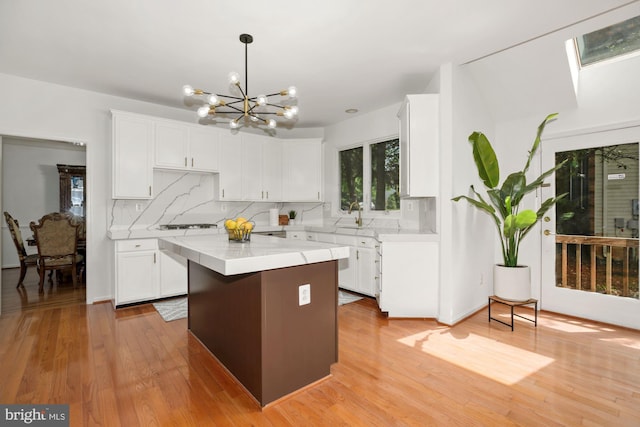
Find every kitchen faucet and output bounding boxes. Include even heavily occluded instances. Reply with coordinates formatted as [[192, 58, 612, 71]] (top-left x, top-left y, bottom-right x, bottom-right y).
[[348, 201, 363, 227]]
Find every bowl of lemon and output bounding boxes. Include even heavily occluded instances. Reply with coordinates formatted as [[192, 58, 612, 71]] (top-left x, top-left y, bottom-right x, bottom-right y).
[[224, 217, 254, 242]]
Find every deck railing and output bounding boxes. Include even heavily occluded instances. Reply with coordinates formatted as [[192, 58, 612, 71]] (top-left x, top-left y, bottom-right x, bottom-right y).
[[556, 234, 639, 297]]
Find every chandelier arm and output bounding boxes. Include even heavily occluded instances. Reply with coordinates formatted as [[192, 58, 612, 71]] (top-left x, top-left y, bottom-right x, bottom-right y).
[[263, 103, 288, 109], [215, 94, 244, 101]]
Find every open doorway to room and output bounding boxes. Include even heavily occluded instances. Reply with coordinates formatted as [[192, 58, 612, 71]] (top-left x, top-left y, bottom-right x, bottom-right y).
[[1, 136, 87, 315]]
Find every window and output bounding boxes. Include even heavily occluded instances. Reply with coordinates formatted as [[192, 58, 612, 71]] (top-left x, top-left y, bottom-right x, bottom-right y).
[[339, 146, 363, 210], [339, 138, 399, 213], [575, 15, 640, 67], [370, 139, 400, 210]]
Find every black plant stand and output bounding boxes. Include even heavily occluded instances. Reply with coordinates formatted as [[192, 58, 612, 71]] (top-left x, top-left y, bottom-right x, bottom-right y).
[[488, 295, 538, 331]]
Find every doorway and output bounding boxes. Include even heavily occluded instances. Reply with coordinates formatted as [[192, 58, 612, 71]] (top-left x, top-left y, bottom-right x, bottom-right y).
[[1, 136, 87, 314], [541, 126, 640, 328]]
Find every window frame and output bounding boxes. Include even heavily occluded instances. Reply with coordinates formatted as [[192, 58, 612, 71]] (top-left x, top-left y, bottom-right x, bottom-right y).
[[336, 134, 401, 219]]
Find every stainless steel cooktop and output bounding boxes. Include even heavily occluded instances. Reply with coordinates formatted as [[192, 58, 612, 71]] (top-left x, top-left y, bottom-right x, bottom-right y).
[[158, 223, 217, 230]]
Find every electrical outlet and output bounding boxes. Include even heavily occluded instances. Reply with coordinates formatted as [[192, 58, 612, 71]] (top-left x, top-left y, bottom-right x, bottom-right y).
[[220, 203, 227, 212], [299, 284, 311, 306], [135, 203, 143, 212], [407, 201, 414, 211]]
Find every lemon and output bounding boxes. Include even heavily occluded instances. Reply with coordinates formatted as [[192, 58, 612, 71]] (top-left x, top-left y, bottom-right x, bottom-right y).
[[243, 222, 254, 231], [225, 219, 237, 230], [236, 217, 248, 227]]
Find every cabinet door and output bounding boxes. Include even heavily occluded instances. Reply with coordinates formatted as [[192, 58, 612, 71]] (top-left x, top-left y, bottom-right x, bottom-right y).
[[217, 134, 243, 200], [189, 127, 219, 172], [155, 120, 189, 169], [112, 112, 154, 199], [262, 140, 282, 201], [241, 134, 264, 201], [116, 250, 158, 304], [356, 247, 376, 296], [338, 246, 358, 292], [282, 139, 322, 201], [159, 250, 187, 297], [398, 94, 439, 197]]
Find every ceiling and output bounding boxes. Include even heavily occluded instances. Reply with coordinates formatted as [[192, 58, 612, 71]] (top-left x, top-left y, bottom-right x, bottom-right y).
[[0, 0, 637, 129]]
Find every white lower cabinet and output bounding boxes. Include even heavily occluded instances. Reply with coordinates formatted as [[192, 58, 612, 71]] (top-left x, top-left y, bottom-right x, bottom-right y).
[[115, 239, 159, 306], [334, 234, 377, 297], [115, 239, 187, 307], [159, 249, 188, 297], [377, 241, 439, 317]]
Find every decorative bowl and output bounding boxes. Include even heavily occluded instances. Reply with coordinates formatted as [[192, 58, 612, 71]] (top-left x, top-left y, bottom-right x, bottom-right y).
[[225, 220, 254, 242]]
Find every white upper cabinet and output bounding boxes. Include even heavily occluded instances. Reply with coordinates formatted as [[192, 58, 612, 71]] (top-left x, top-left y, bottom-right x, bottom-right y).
[[155, 119, 219, 172], [241, 133, 264, 201], [262, 140, 282, 201], [189, 127, 219, 171], [398, 94, 439, 197], [112, 110, 154, 199], [216, 133, 243, 200], [282, 138, 322, 202]]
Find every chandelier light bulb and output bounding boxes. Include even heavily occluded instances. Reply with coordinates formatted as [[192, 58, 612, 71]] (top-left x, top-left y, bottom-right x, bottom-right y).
[[267, 119, 277, 129], [183, 85, 195, 96], [228, 72, 240, 85], [289, 106, 299, 116], [284, 109, 294, 119], [256, 94, 267, 106], [287, 86, 297, 98], [197, 106, 211, 118], [230, 119, 240, 129], [250, 115, 259, 122], [207, 94, 219, 106]]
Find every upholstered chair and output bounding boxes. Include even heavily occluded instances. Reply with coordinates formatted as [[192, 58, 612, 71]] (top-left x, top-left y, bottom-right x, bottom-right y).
[[29, 212, 83, 292], [4, 212, 39, 287]]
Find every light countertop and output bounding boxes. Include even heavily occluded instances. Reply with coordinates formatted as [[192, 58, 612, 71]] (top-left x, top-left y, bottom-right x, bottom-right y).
[[158, 234, 350, 276]]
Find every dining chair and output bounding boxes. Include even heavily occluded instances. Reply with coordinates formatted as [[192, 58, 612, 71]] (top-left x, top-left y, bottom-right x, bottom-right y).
[[29, 212, 83, 292], [3, 211, 39, 287]]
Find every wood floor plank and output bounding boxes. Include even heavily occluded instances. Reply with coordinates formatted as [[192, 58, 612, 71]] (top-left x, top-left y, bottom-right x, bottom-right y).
[[2, 268, 640, 426]]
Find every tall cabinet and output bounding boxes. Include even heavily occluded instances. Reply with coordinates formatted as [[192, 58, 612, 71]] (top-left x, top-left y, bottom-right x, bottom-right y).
[[398, 94, 439, 197]]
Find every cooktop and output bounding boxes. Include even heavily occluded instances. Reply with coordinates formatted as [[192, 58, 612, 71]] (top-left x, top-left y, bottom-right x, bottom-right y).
[[158, 223, 217, 230]]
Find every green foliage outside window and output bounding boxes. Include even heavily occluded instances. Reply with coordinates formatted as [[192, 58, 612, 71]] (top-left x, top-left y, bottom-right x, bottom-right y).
[[370, 139, 400, 210]]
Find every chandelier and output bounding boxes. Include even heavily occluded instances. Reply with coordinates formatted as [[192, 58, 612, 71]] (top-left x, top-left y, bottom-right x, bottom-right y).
[[182, 33, 298, 130]]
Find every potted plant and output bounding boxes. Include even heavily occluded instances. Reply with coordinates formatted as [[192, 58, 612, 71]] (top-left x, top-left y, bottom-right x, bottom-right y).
[[288, 210, 297, 225], [453, 113, 567, 301]]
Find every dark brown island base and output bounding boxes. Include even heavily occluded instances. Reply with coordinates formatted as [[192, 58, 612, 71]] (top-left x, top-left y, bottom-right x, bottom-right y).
[[159, 235, 350, 407]]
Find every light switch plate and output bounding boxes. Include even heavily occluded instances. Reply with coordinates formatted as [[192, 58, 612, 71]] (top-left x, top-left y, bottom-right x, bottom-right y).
[[299, 284, 311, 306]]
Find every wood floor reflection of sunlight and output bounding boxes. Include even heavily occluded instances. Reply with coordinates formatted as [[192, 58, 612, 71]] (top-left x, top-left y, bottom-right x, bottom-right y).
[[397, 329, 555, 386]]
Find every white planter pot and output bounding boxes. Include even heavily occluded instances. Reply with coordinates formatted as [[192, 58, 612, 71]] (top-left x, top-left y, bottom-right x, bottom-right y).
[[493, 264, 531, 301]]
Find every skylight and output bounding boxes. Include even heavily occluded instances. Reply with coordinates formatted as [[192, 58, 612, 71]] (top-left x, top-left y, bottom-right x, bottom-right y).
[[575, 15, 640, 67]]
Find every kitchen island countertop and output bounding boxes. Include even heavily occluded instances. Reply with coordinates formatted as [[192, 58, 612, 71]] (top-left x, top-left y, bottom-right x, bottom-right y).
[[158, 234, 349, 276]]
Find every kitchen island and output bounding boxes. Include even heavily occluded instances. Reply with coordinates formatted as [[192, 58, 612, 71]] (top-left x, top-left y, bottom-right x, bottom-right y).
[[159, 234, 350, 407]]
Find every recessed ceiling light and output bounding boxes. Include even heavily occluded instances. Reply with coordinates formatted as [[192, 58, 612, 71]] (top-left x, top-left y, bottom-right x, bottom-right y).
[[345, 108, 358, 114]]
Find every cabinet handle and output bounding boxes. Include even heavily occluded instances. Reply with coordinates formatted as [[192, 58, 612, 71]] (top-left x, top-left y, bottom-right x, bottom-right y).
[[266, 191, 269, 199], [261, 190, 264, 199], [153, 253, 157, 263], [149, 186, 152, 196], [222, 189, 225, 198], [135, 244, 141, 248], [184, 157, 187, 167], [317, 191, 320, 200], [357, 250, 359, 260], [191, 158, 194, 167]]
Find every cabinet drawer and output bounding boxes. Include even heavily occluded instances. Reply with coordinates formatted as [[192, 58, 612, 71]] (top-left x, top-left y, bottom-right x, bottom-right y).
[[315, 233, 336, 244], [357, 238, 378, 249], [334, 235, 357, 246], [116, 239, 158, 252]]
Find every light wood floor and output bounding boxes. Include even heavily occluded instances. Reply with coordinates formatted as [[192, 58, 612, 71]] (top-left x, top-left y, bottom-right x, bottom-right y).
[[0, 281, 639, 426]]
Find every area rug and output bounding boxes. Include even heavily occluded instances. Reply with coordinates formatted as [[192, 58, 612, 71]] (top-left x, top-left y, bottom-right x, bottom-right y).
[[339, 290, 363, 306], [153, 297, 188, 322]]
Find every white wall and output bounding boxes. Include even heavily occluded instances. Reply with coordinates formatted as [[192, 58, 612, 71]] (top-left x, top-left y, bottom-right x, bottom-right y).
[[2, 138, 86, 267]]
